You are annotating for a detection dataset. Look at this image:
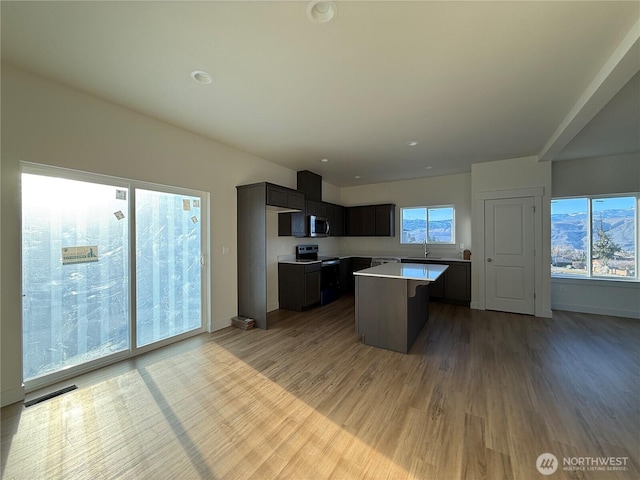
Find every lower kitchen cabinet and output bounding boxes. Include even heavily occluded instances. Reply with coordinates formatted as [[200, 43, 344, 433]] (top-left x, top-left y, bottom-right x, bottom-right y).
[[347, 257, 372, 292], [339, 257, 352, 293], [278, 262, 321, 311], [443, 262, 470, 303], [401, 259, 471, 306]]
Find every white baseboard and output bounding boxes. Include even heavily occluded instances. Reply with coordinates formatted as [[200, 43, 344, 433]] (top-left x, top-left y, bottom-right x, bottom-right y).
[[538, 308, 553, 319], [1, 385, 25, 407], [210, 317, 232, 332], [552, 302, 640, 320]]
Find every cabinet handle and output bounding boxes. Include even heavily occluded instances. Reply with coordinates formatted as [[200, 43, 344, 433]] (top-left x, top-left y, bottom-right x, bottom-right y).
[[487, 258, 492, 262]]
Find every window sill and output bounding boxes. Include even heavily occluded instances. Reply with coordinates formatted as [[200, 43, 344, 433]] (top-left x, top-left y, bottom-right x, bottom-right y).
[[551, 275, 639, 286]]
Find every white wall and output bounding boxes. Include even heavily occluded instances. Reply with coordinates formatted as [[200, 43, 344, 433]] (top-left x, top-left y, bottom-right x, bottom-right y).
[[553, 153, 640, 197], [551, 153, 640, 318], [0, 64, 302, 405], [338, 173, 472, 259], [471, 156, 553, 317]]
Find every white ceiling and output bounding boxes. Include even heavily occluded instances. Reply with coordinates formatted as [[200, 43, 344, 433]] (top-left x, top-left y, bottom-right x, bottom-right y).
[[2, 1, 639, 187]]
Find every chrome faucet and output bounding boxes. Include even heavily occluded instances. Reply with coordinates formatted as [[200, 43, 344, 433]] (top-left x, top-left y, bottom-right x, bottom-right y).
[[423, 239, 430, 258]]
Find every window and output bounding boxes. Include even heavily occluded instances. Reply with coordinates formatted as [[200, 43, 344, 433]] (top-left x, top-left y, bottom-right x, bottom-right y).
[[551, 195, 638, 280], [21, 164, 209, 389], [400, 205, 455, 244]]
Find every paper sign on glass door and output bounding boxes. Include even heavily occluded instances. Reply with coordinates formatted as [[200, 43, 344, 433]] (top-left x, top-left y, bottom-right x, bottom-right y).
[[61, 246, 99, 265]]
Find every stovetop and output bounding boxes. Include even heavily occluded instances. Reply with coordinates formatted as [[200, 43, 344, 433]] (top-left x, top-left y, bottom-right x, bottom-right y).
[[293, 244, 338, 264]]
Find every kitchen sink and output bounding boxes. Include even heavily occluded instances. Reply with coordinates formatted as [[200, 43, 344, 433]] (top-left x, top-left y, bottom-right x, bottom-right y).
[[404, 256, 468, 261]]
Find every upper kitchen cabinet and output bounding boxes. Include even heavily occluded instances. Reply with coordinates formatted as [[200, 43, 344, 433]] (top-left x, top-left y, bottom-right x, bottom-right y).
[[266, 184, 305, 210], [374, 204, 395, 236], [306, 199, 326, 217], [326, 202, 345, 236], [278, 211, 306, 237], [347, 205, 374, 236], [346, 204, 395, 237]]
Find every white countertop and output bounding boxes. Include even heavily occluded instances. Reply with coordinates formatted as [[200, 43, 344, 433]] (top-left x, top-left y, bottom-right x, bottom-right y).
[[278, 259, 321, 265], [353, 262, 448, 282], [279, 255, 470, 264]]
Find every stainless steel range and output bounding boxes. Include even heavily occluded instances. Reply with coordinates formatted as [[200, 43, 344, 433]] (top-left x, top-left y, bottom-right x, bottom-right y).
[[296, 245, 340, 305]]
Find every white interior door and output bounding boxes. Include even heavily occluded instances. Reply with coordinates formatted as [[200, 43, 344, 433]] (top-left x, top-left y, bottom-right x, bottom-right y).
[[485, 197, 535, 315]]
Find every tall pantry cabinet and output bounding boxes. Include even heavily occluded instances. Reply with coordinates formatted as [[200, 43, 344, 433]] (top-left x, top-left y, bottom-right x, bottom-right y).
[[236, 182, 305, 329]]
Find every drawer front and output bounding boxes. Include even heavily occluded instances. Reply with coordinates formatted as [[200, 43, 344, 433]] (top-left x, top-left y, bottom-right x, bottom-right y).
[[304, 263, 321, 274]]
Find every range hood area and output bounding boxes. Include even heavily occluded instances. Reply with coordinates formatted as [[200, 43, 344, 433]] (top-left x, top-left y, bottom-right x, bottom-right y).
[[278, 170, 395, 239], [296, 170, 323, 202]]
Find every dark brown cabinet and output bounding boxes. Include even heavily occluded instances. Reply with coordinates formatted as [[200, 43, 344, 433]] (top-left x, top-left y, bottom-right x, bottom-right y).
[[347, 257, 372, 291], [375, 204, 395, 236], [297, 170, 322, 201], [269, 184, 305, 238], [326, 202, 345, 236], [346, 204, 395, 237], [346, 206, 373, 236], [238, 182, 306, 328], [401, 259, 471, 306], [339, 257, 352, 293], [443, 262, 471, 303], [266, 184, 305, 210], [306, 199, 326, 217], [278, 262, 321, 311], [278, 212, 306, 237]]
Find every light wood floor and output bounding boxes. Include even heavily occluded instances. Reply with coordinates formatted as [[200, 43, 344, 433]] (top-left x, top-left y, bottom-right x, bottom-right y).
[[1, 296, 638, 479]]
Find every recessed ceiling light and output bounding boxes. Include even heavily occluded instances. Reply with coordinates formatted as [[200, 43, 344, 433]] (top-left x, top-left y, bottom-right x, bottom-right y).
[[354, 175, 361, 179], [320, 158, 329, 163], [407, 141, 419, 146], [307, 1, 337, 23], [425, 166, 433, 170], [191, 70, 214, 85]]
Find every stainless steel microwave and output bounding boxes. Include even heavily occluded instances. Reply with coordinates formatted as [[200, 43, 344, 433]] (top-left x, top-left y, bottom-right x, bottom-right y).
[[308, 215, 330, 237]]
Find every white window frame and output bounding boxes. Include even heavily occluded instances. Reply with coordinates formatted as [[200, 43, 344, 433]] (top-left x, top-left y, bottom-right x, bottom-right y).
[[551, 193, 639, 282], [400, 204, 456, 245]]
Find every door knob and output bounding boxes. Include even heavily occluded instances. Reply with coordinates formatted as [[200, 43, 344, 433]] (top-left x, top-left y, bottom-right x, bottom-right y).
[[487, 258, 492, 262]]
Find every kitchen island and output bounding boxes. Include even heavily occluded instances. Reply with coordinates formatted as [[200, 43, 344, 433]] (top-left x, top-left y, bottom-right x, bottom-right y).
[[353, 263, 448, 353]]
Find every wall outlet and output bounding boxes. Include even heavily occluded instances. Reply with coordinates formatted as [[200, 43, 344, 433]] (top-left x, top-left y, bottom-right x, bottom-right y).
[[459, 243, 464, 250], [222, 246, 229, 255]]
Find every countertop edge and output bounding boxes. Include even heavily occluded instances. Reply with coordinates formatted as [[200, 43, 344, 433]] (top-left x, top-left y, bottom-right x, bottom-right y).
[[353, 263, 448, 282]]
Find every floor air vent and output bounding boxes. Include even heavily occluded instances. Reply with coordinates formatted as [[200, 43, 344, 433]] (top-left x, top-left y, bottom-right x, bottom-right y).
[[24, 385, 78, 408]]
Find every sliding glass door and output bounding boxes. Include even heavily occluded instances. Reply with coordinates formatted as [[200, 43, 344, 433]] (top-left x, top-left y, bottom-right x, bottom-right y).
[[135, 189, 203, 347], [22, 165, 207, 389]]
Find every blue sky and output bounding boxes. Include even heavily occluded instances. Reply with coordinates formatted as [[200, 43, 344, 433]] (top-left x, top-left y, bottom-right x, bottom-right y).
[[403, 207, 453, 222], [551, 197, 636, 215]]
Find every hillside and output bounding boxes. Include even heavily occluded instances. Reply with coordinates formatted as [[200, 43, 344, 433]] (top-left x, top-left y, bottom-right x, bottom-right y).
[[551, 208, 635, 252]]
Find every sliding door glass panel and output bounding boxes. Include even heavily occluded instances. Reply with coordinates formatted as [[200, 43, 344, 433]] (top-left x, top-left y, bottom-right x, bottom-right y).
[[22, 174, 130, 382], [135, 189, 202, 347]]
